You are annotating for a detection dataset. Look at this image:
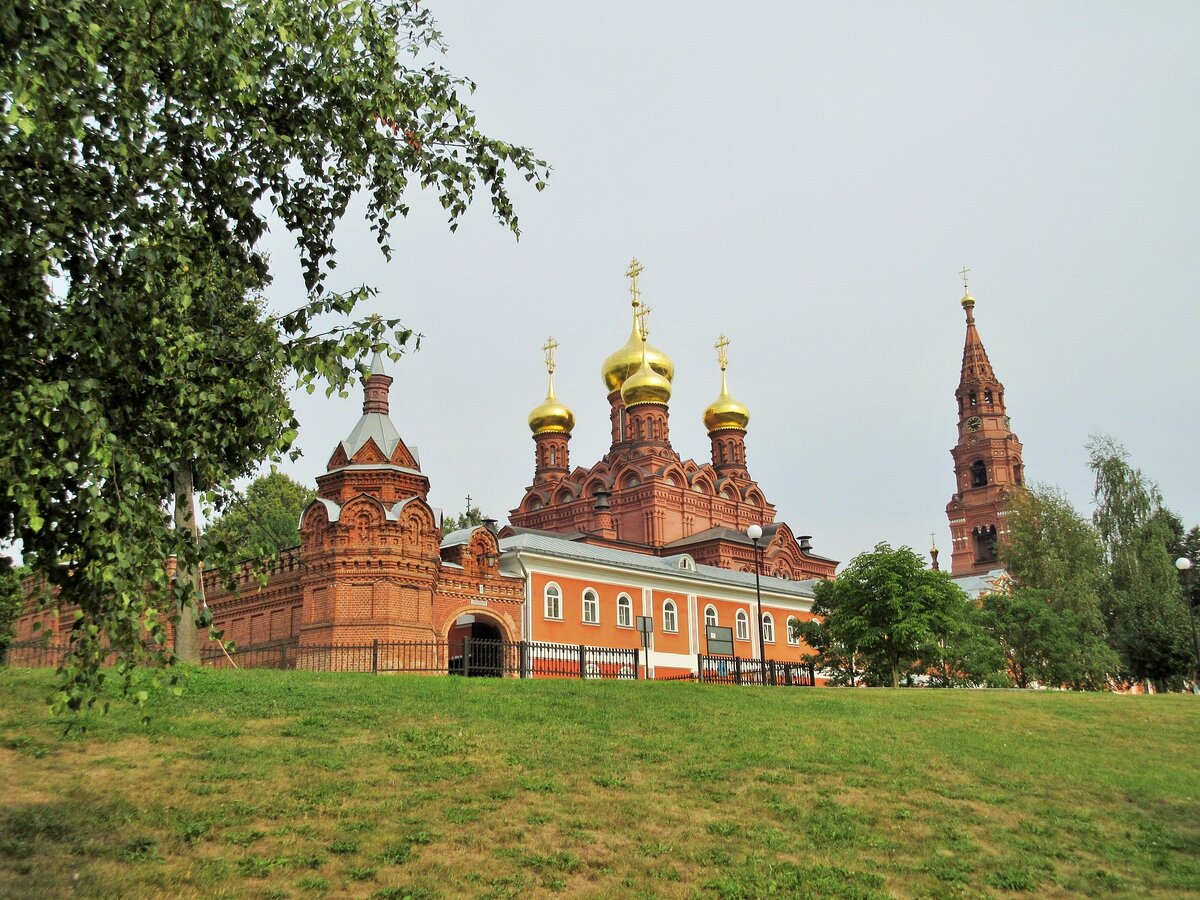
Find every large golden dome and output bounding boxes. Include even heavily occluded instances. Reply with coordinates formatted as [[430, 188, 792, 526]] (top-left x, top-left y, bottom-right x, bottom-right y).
[[703, 370, 750, 432], [621, 342, 673, 407], [602, 308, 675, 393]]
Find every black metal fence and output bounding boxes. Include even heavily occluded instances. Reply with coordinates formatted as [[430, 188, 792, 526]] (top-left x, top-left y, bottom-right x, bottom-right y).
[[696, 653, 816, 687], [5, 639, 814, 688], [200, 636, 641, 680]]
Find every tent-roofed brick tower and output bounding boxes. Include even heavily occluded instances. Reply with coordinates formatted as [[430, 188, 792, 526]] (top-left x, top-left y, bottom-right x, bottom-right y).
[[508, 259, 836, 581], [945, 274, 1026, 576], [298, 354, 524, 646]]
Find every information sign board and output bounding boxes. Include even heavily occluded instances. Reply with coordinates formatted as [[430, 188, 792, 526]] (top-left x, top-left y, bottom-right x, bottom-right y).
[[706, 625, 734, 657]]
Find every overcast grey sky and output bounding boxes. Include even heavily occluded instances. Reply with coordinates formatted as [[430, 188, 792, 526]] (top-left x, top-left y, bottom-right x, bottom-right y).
[[261, 1, 1200, 568]]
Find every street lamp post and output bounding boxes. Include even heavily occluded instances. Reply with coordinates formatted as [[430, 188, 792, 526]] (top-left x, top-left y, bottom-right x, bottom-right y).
[[1173, 557, 1200, 694], [746, 524, 766, 683]]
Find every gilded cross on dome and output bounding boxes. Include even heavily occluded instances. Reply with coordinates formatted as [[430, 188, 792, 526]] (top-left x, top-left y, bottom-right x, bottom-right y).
[[636, 303, 652, 340], [542, 336, 559, 373], [626, 257, 644, 307], [714, 334, 731, 371]]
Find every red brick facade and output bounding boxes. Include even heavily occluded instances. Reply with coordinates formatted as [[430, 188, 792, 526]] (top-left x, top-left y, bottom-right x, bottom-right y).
[[946, 288, 1025, 576], [510, 267, 836, 581]]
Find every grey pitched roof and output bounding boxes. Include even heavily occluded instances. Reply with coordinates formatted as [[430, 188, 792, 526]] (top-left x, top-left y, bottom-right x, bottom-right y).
[[499, 531, 817, 599], [340, 412, 404, 461], [441, 526, 484, 549], [951, 568, 1008, 599]]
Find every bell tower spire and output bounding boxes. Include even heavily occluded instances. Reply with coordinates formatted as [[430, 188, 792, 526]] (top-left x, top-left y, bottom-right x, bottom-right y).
[[945, 275, 1026, 576]]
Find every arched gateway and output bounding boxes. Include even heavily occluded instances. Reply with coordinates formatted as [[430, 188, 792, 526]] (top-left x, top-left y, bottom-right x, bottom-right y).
[[446, 608, 516, 677]]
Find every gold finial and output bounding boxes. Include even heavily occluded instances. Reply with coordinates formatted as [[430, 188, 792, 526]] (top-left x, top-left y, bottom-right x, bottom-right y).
[[714, 334, 731, 371], [626, 257, 645, 308], [542, 336, 559, 374], [959, 266, 971, 294], [930, 532, 938, 552]]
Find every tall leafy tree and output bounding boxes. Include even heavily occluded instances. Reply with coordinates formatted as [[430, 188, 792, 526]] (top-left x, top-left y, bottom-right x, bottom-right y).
[[1, 1, 547, 711], [990, 484, 1119, 688], [1089, 437, 1192, 688], [203, 473, 316, 568], [799, 543, 988, 688], [0, 558, 24, 662]]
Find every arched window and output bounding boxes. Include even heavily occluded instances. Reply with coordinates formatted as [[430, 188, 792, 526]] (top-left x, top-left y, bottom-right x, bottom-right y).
[[736, 610, 749, 641], [585, 662, 600, 679], [970, 460, 988, 487], [619, 664, 634, 679], [544, 583, 562, 620], [677, 555, 695, 571], [548, 446, 557, 466], [582, 589, 599, 624], [704, 605, 718, 628], [968, 390, 977, 407], [762, 613, 775, 644], [663, 600, 678, 633], [617, 594, 633, 628], [1014, 464, 1024, 486], [787, 616, 800, 645], [984, 389, 993, 405]]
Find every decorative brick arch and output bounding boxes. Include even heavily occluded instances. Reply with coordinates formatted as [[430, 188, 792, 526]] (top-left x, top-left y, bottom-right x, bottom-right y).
[[441, 604, 519, 643]]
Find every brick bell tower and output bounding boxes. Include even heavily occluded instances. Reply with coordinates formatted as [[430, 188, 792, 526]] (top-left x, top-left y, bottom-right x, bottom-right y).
[[946, 274, 1025, 576]]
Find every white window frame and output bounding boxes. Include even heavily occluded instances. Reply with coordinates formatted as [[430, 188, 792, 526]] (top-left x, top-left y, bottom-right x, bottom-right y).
[[704, 605, 718, 628], [736, 609, 749, 641], [762, 613, 775, 644], [544, 583, 562, 620], [787, 616, 800, 645], [617, 594, 633, 628], [582, 588, 600, 625], [663, 600, 678, 633]]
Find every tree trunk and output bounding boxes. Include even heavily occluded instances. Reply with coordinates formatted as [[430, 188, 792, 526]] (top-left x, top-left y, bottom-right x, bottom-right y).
[[173, 461, 201, 665], [890, 658, 899, 689]]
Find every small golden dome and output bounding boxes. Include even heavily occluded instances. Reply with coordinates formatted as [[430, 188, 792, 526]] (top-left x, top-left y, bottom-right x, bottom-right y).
[[704, 370, 750, 432], [602, 311, 675, 393], [961, 291, 975, 310], [528, 372, 575, 435], [621, 342, 673, 407]]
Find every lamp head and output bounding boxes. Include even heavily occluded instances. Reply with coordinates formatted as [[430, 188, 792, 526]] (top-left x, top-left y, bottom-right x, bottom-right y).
[[1176, 557, 1193, 572], [746, 524, 763, 542]]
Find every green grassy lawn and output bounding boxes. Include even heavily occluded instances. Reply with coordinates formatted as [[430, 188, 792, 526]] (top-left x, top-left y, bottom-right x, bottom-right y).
[[0, 669, 1196, 899]]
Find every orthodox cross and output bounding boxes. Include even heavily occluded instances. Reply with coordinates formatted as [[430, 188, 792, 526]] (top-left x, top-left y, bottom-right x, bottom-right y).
[[714, 334, 731, 371], [465, 494, 472, 512], [959, 266, 971, 293], [626, 257, 644, 307], [930, 532, 938, 550], [542, 336, 559, 373], [636, 303, 652, 340]]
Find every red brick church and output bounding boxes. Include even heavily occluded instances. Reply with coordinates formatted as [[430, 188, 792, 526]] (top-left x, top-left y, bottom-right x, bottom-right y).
[[12, 265, 1024, 674]]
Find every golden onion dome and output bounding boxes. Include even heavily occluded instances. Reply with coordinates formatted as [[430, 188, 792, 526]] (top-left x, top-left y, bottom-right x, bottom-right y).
[[961, 291, 975, 310], [703, 369, 750, 432], [528, 370, 575, 435], [602, 305, 675, 393], [621, 342, 673, 407]]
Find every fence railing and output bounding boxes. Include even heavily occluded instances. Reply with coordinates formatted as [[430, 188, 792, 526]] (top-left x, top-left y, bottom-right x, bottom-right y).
[[696, 654, 815, 687], [200, 636, 642, 680], [5, 640, 814, 688]]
